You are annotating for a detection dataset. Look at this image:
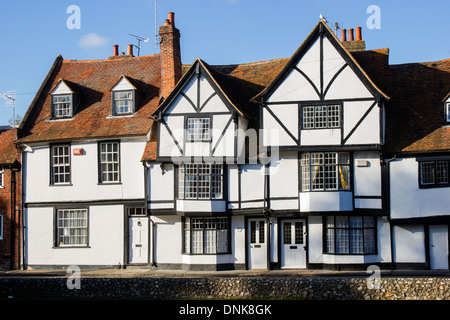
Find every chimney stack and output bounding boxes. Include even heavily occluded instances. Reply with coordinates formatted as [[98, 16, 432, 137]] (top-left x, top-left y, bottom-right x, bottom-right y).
[[127, 44, 134, 57], [159, 12, 182, 99], [340, 26, 366, 52], [113, 45, 119, 56]]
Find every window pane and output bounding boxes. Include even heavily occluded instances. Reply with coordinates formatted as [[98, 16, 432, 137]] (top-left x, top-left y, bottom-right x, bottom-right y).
[[436, 161, 448, 184], [420, 162, 435, 185], [336, 229, 349, 254], [295, 222, 303, 245], [52, 145, 71, 184], [187, 118, 210, 141], [114, 91, 133, 114], [350, 229, 363, 254], [259, 221, 265, 244], [283, 222, 291, 244], [302, 106, 315, 129]]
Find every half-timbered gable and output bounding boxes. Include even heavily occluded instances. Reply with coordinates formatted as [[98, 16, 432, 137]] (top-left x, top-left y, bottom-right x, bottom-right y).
[[257, 21, 388, 149]]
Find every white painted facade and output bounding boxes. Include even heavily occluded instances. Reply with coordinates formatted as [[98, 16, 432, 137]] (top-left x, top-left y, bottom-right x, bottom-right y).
[[23, 138, 147, 268]]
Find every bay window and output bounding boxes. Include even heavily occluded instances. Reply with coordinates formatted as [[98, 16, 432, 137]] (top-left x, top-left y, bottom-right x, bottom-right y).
[[301, 152, 350, 191], [184, 217, 229, 254], [178, 163, 223, 199], [324, 215, 376, 254]]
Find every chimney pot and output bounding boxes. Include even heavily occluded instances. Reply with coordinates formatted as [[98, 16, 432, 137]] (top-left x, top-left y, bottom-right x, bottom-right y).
[[348, 28, 354, 41], [113, 45, 119, 56], [168, 12, 175, 27], [127, 44, 134, 56], [341, 29, 347, 42], [355, 27, 362, 41]]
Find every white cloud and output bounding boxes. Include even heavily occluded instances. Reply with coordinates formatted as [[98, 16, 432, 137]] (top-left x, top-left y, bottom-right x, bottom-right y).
[[78, 33, 109, 48]]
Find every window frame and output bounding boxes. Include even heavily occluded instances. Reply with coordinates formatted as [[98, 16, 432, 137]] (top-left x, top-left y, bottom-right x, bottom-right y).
[[301, 152, 351, 192], [445, 102, 450, 123], [98, 141, 121, 184], [50, 144, 71, 185], [418, 159, 450, 188], [112, 89, 135, 116], [183, 216, 231, 255], [178, 163, 224, 200], [51, 93, 73, 119], [0, 166, 3, 188], [323, 215, 377, 255], [185, 116, 212, 142], [301, 104, 342, 130], [54, 207, 89, 248]]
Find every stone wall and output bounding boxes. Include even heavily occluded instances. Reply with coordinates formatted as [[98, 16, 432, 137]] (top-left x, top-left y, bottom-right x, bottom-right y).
[[1, 276, 449, 300]]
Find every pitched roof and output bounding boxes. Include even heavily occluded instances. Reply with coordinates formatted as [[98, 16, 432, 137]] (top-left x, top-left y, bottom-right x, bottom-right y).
[[18, 54, 161, 144], [352, 49, 450, 154], [0, 128, 18, 165]]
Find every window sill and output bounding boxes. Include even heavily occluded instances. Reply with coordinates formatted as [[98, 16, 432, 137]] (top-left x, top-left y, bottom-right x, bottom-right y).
[[106, 113, 135, 119], [97, 182, 122, 185], [418, 184, 450, 189], [49, 184, 73, 187], [47, 117, 73, 122], [53, 246, 91, 249]]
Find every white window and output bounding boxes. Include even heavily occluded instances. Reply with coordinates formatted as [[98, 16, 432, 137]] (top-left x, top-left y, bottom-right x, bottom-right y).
[[51, 145, 71, 185], [113, 91, 134, 115], [186, 117, 210, 141], [184, 217, 229, 254], [0, 167, 3, 188], [302, 104, 341, 129], [301, 152, 350, 191], [56, 209, 88, 246], [178, 164, 223, 199], [99, 141, 120, 183], [52, 94, 72, 118], [325, 216, 376, 254], [128, 207, 146, 216]]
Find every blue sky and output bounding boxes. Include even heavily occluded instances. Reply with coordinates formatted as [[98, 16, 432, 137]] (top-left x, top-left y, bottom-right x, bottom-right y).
[[0, 0, 448, 126]]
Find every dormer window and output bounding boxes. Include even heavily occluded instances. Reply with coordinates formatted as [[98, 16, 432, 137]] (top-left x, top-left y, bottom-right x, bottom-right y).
[[113, 90, 134, 115], [50, 79, 78, 119], [111, 76, 138, 116], [52, 94, 73, 118]]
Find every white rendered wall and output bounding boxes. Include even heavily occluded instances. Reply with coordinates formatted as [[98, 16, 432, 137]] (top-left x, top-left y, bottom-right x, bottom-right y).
[[26, 205, 124, 266], [390, 158, 450, 219], [24, 139, 146, 203], [269, 152, 299, 210], [147, 163, 174, 210], [392, 224, 425, 263], [353, 151, 382, 209]]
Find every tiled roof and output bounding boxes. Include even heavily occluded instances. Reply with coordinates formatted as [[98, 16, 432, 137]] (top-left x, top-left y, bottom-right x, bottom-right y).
[[18, 54, 161, 144], [0, 128, 18, 165], [352, 50, 450, 154]]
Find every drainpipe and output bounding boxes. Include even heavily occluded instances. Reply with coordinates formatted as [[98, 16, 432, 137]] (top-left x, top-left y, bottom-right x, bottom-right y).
[[384, 154, 397, 270]]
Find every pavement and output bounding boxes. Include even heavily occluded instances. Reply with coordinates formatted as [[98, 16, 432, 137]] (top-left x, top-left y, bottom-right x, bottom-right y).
[[1, 267, 450, 278]]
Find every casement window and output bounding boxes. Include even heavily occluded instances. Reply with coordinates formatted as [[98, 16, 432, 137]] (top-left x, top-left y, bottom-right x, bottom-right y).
[[301, 152, 350, 191], [56, 208, 88, 247], [51, 145, 71, 185], [0, 167, 3, 188], [324, 216, 376, 254], [99, 141, 120, 183], [52, 94, 73, 118], [184, 217, 229, 254], [186, 117, 211, 141], [419, 159, 450, 187], [302, 104, 341, 129], [112, 90, 134, 115], [178, 164, 223, 199]]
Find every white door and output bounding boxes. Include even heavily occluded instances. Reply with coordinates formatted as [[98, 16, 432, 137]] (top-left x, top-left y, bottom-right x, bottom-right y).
[[280, 220, 306, 269], [429, 225, 449, 270], [128, 217, 149, 264], [248, 218, 268, 269]]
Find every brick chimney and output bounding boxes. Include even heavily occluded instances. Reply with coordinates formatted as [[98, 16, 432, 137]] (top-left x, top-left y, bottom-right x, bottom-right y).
[[159, 12, 182, 99], [340, 26, 366, 52]]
